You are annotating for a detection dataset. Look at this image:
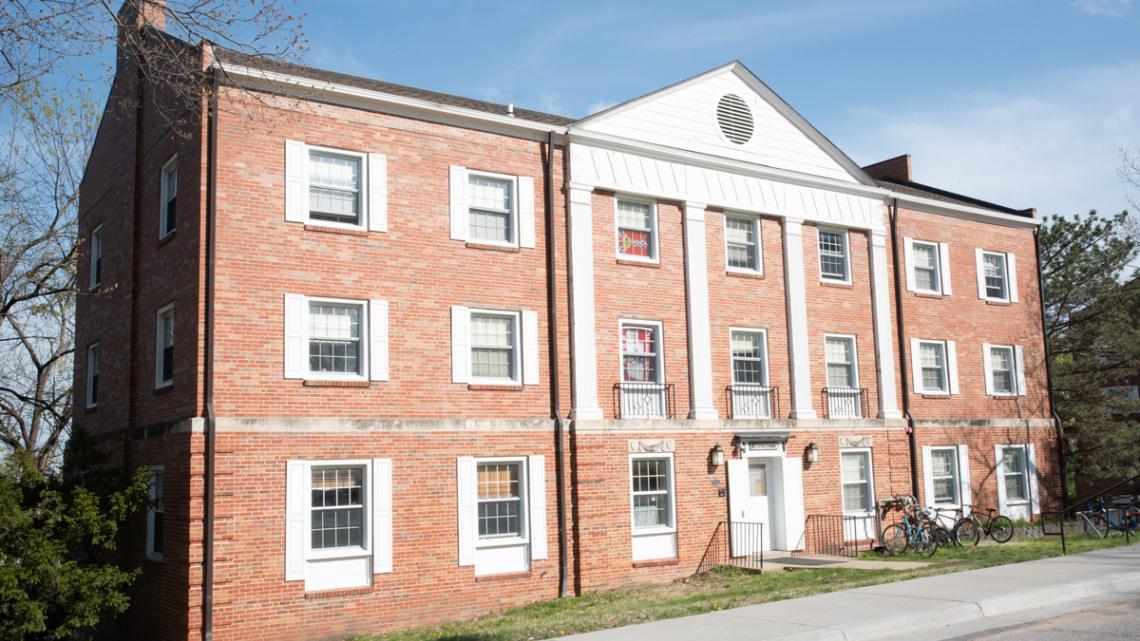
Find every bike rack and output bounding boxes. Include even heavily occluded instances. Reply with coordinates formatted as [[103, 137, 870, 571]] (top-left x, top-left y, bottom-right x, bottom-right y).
[[1040, 472, 1140, 554]]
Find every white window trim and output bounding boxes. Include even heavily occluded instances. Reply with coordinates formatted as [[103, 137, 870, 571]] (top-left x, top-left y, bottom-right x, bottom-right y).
[[468, 308, 522, 385], [146, 465, 164, 561], [619, 319, 666, 384], [303, 296, 370, 382], [818, 226, 851, 284], [839, 448, 875, 516], [614, 196, 660, 264], [154, 303, 174, 389], [824, 333, 860, 389], [86, 343, 99, 409], [302, 459, 374, 563], [908, 239, 943, 295], [303, 144, 370, 232], [728, 327, 770, 386], [978, 250, 1012, 303], [914, 339, 949, 395], [928, 446, 960, 505], [466, 169, 521, 249], [999, 445, 1030, 505], [473, 456, 530, 549], [89, 225, 103, 290], [983, 343, 1025, 397], [723, 213, 763, 275], [159, 156, 177, 239], [629, 452, 676, 536]]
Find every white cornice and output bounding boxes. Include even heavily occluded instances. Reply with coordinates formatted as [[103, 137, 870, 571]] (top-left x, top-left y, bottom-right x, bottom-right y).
[[891, 193, 1040, 228]]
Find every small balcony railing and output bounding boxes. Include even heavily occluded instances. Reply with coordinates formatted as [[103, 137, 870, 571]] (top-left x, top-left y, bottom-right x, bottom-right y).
[[823, 387, 867, 419], [614, 382, 674, 419], [727, 385, 778, 419]]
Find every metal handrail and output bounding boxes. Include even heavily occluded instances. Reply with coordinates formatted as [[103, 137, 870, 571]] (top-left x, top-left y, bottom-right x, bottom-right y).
[[613, 382, 675, 419], [794, 514, 877, 558], [695, 521, 764, 575], [726, 384, 779, 419], [822, 387, 868, 419], [1041, 471, 1140, 554]]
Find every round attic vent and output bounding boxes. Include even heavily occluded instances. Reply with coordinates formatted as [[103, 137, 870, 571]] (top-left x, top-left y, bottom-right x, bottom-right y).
[[716, 94, 754, 145]]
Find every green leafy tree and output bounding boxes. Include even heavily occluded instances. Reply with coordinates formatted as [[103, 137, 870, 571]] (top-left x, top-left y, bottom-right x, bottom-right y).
[[0, 442, 149, 641], [1040, 210, 1140, 487]]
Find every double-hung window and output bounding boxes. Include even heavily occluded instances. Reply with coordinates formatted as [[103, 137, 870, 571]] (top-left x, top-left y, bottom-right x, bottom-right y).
[[905, 239, 951, 295], [1001, 446, 1028, 502], [285, 140, 387, 233], [458, 455, 544, 576], [470, 311, 519, 383], [930, 448, 959, 505], [976, 249, 1018, 303], [840, 450, 873, 514], [160, 157, 177, 238], [468, 173, 515, 244], [284, 295, 387, 383], [825, 335, 861, 418], [147, 467, 165, 560], [89, 225, 103, 289], [984, 343, 1025, 396], [308, 300, 365, 377], [477, 461, 525, 539], [310, 466, 365, 550], [818, 227, 850, 282], [724, 215, 761, 272], [729, 329, 771, 419], [620, 322, 666, 418], [919, 342, 946, 393], [616, 199, 658, 261], [86, 343, 99, 409], [629, 454, 676, 561], [308, 149, 362, 226], [155, 304, 174, 388]]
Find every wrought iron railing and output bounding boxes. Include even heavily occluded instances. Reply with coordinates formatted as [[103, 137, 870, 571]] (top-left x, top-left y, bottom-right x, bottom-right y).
[[793, 514, 878, 558], [613, 382, 674, 419], [1041, 471, 1139, 554], [823, 387, 867, 419], [727, 385, 778, 419], [695, 521, 764, 575]]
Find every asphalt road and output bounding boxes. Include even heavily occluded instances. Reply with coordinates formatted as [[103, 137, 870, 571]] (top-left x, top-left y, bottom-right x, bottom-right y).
[[945, 596, 1140, 641]]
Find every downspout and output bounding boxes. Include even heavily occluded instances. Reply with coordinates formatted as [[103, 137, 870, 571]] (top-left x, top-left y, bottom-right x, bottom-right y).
[[889, 199, 919, 498], [544, 130, 569, 598], [201, 67, 219, 641], [1034, 228, 1068, 509]]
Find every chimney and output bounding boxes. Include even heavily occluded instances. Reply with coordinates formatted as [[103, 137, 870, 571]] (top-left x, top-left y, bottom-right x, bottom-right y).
[[862, 154, 912, 183], [118, 0, 167, 32]]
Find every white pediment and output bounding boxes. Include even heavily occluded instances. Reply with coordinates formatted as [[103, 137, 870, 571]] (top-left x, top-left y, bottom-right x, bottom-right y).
[[576, 62, 870, 185]]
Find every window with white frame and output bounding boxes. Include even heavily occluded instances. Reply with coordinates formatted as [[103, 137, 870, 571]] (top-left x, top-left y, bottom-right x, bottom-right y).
[[1001, 446, 1028, 502], [468, 173, 515, 244], [86, 343, 99, 408], [825, 336, 857, 388], [621, 323, 662, 383], [818, 228, 849, 282], [457, 455, 545, 576], [147, 467, 165, 560], [930, 447, 959, 505], [470, 311, 519, 383], [616, 199, 657, 260], [308, 149, 362, 226], [911, 242, 940, 292], [919, 341, 947, 394], [631, 457, 673, 529], [840, 450, 873, 513], [308, 301, 364, 377], [160, 157, 177, 238], [730, 330, 768, 385], [310, 466, 365, 550], [155, 305, 173, 388], [984, 344, 1024, 396], [982, 252, 1007, 300], [89, 225, 103, 289], [477, 460, 525, 539], [725, 215, 760, 272]]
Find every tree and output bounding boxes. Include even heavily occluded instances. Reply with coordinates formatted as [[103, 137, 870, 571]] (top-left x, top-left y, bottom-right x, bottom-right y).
[[1039, 210, 1140, 486]]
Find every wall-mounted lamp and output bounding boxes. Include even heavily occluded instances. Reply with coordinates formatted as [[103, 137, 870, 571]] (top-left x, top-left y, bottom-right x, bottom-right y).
[[806, 442, 820, 465], [709, 444, 725, 468]]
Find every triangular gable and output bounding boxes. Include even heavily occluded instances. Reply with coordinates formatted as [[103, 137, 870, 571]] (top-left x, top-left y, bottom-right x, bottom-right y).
[[574, 61, 874, 186]]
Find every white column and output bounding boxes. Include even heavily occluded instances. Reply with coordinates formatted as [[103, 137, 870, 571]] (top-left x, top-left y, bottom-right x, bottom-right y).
[[567, 184, 603, 420], [783, 218, 816, 419], [684, 202, 718, 420], [869, 230, 902, 419]]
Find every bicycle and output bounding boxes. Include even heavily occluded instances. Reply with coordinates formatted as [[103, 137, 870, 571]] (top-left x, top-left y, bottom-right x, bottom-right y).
[[927, 506, 962, 547], [1081, 496, 1140, 537], [881, 497, 938, 557], [952, 506, 1014, 546]]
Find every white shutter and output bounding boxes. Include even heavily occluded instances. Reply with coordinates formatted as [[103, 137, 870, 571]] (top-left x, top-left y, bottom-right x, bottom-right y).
[[368, 153, 388, 232], [457, 457, 476, 566], [451, 306, 470, 383], [528, 455, 547, 560], [921, 446, 934, 507], [285, 140, 307, 223], [909, 338, 923, 393], [1007, 253, 1019, 303], [947, 340, 960, 395], [370, 300, 389, 382], [285, 461, 305, 580], [518, 176, 536, 249], [975, 248, 987, 299], [450, 165, 468, 241], [939, 243, 952, 295], [783, 458, 806, 551], [372, 458, 393, 573], [982, 343, 995, 395], [522, 310, 539, 385], [1014, 345, 1027, 396], [994, 445, 1008, 514], [957, 445, 972, 515], [284, 294, 305, 379], [903, 238, 916, 292], [1027, 444, 1040, 516]]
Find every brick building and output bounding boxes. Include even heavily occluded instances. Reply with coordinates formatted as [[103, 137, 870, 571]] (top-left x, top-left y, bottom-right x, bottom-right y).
[[75, 3, 1061, 640]]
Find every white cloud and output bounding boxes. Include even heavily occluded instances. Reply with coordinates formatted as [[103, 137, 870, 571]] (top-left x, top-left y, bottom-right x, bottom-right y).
[[1073, 0, 1135, 16], [836, 61, 1140, 218]]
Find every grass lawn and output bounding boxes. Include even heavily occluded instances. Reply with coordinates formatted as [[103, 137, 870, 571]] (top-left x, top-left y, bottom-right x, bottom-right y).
[[355, 534, 1139, 641]]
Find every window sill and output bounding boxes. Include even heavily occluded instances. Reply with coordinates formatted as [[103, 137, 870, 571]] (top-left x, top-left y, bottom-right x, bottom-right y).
[[919, 393, 951, 399], [304, 224, 369, 237], [820, 280, 853, 289], [84, 404, 97, 413], [989, 394, 1021, 400], [153, 383, 174, 395], [157, 230, 176, 247], [912, 292, 945, 299], [475, 570, 534, 583], [145, 554, 164, 563], [984, 300, 1013, 307], [467, 383, 524, 391], [466, 242, 521, 253], [304, 586, 374, 600], [632, 557, 679, 569], [303, 379, 372, 388], [616, 258, 660, 268], [726, 269, 764, 279]]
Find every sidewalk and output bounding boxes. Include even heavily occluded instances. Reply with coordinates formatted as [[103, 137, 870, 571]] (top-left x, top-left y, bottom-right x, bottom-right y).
[[555, 545, 1140, 641]]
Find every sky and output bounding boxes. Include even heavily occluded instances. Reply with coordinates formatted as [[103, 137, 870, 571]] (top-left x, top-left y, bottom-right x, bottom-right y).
[[283, 0, 1140, 218]]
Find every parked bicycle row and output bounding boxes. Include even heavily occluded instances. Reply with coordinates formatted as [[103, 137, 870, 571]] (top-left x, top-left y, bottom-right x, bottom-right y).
[[1075, 494, 1140, 539], [876, 496, 1014, 557]]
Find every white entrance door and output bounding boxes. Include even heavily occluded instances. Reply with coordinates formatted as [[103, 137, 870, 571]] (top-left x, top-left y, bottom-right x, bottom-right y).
[[727, 458, 772, 555]]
